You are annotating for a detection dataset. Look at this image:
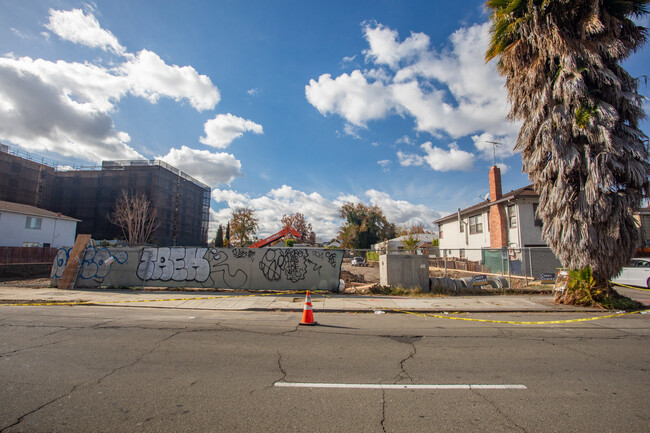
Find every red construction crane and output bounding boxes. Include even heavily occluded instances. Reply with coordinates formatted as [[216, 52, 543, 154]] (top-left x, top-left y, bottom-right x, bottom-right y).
[[248, 227, 302, 248]]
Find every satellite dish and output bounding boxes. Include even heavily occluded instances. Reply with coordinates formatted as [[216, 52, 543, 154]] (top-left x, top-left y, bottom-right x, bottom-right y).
[[484, 192, 490, 201]]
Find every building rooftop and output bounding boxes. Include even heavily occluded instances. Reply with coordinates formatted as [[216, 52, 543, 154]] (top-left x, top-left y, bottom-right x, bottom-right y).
[[434, 185, 537, 224], [0, 200, 80, 222]]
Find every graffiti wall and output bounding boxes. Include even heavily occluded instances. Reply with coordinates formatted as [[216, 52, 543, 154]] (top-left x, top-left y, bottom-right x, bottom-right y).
[[51, 247, 344, 291]]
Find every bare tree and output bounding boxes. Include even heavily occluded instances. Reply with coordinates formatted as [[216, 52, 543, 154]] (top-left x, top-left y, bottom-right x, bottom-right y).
[[109, 190, 161, 246]]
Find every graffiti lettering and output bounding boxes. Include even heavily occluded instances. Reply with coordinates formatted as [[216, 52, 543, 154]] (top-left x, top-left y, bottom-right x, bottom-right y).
[[232, 249, 256, 260], [137, 247, 209, 282], [209, 249, 248, 287], [50, 247, 71, 279], [52, 247, 344, 291], [326, 252, 337, 267], [260, 249, 309, 283]]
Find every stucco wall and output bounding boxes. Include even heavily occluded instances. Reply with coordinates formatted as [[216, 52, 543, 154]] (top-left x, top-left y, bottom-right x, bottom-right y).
[[50, 246, 344, 291], [439, 210, 490, 261], [0, 212, 77, 247], [516, 198, 545, 246]]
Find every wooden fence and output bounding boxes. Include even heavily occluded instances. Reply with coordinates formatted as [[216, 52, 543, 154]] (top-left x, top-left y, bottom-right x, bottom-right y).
[[0, 247, 59, 265]]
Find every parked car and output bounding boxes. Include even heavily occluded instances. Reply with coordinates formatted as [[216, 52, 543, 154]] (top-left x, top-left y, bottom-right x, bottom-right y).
[[351, 257, 366, 267], [612, 258, 650, 289]]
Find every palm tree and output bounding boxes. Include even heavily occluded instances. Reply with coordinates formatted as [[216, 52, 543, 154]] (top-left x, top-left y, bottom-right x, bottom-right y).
[[486, 0, 650, 292]]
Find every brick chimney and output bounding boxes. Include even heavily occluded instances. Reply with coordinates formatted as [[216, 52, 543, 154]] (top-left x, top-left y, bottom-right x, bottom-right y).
[[488, 166, 508, 248]]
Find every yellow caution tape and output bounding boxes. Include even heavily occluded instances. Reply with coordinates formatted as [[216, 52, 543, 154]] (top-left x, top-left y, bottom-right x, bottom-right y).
[[609, 281, 650, 292], [392, 308, 649, 324]]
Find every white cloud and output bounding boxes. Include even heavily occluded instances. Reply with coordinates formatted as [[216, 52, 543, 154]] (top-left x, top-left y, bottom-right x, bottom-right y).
[[377, 160, 390, 167], [470, 132, 516, 162], [0, 58, 142, 162], [343, 123, 362, 138], [158, 146, 243, 187], [0, 8, 222, 163], [305, 70, 393, 127], [399, 142, 474, 172], [365, 189, 442, 228], [46, 8, 126, 55], [306, 22, 521, 157], [200, 113, 263, 149], [397, 151, 424, 167], [362, 23, 429, 69], [120, 50, 220, 111], [209, 185, 440, 241]]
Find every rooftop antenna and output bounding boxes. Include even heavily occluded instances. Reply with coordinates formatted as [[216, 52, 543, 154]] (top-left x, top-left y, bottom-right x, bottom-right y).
[[484, 141, 502, 166]]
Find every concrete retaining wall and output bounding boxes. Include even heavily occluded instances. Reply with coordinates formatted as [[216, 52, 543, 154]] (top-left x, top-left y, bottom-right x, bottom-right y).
[[50, 246, 344, 291]]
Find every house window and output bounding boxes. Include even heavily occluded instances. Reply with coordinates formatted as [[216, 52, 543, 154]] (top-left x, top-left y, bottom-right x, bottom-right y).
[[25, 217, 42, 230], [508, 204, 517, 228], [459, 220, 464, 232], [459, 249, 466, 259], [532, 203, 543, 227], [439, 230, 443, 239], [469, 215, 483, 234]]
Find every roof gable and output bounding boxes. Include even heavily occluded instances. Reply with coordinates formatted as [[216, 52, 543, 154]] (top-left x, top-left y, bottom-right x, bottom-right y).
[[434, 185, 537, 224], [0, 201, 80, 222]]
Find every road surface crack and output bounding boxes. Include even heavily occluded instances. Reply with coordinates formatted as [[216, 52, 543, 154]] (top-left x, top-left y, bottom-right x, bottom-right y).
[[0, 338, 70, 358], [0, 330, 181, 432], [471, 389, 527, 432], [380, 389, 387, 433], [382, 335, 420, 384]]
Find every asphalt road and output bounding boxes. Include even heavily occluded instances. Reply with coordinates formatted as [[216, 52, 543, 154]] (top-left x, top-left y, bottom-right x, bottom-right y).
[[1, 306, 648, 432]]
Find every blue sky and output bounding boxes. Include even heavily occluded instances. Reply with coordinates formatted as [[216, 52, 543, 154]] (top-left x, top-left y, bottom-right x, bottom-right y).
[[1, 1, 648, 241]]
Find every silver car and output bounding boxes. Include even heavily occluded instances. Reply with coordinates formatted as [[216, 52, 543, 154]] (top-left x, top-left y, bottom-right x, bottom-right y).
[[612, 258, 650, 289]]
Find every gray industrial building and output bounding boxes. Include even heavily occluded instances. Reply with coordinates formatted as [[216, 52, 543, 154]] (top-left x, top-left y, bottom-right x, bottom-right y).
[[0, 144, 210, 246]]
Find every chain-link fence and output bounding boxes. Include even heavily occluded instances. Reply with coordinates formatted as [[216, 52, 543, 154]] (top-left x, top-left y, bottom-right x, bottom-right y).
[[338, 246, 562, 286]]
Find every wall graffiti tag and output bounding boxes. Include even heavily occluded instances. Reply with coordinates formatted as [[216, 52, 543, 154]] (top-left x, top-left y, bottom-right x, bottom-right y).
[[207, 249, 248, 288], [51, 247, 344, 291], [51, 247, 71, 279], [137, 247, 210, 282], [80, 248, 128, 280]]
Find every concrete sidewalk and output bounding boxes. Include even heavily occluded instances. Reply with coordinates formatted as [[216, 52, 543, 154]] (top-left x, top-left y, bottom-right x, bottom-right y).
[[0, 285, 608, 313]]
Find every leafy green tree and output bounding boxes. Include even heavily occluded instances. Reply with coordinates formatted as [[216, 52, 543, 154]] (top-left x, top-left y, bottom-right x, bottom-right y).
[[229, 207, 259, 247], [486, 0, 650, 296], [214, 224, 224, 247], [401, 234, 420, 251], [338, 202, 397, 249]]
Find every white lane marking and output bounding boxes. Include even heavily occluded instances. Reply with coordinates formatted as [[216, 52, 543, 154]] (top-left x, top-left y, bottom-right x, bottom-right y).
[[274, 382, 526, 390]]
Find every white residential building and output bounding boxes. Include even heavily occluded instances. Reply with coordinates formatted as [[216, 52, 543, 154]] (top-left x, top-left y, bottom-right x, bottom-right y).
[[0, 201, 79, 248], [372, 233, 438, 255], [434, 166, 545, 262]]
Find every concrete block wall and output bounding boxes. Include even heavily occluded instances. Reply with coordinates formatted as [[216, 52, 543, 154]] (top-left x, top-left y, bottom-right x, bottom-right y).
[[50, 246, 344, 291]]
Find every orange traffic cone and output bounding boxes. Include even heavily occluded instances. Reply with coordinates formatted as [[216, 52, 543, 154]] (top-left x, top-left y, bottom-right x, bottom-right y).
[[299, 291, 317, 326]]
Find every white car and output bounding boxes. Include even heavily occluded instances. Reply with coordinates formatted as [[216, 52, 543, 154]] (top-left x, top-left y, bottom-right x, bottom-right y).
[[351, 257, 366, 267], [612, 258, 650, 289]]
